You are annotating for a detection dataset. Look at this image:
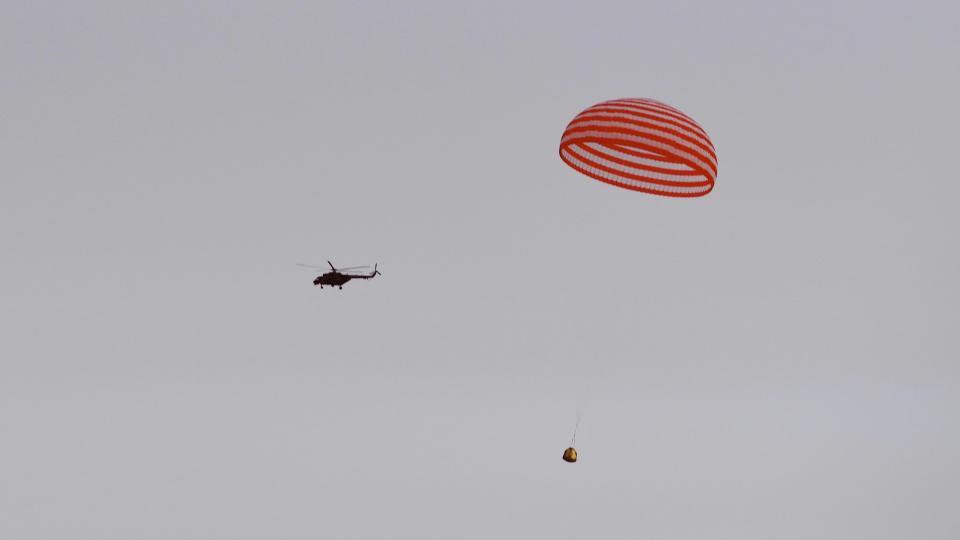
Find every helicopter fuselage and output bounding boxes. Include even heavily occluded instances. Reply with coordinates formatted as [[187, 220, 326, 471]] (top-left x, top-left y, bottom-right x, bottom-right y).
[[313, 272, 353, 287]]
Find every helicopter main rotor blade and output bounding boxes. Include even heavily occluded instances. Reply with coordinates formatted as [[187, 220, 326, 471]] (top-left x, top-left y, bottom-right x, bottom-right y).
[[297, 263, 371, 271]]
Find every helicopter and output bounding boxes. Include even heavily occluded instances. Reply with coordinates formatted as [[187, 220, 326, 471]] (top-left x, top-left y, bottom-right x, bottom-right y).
[[297, 261, 381, 289]]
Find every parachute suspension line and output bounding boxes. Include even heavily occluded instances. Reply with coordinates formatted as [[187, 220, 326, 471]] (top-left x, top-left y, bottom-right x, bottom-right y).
[[570, 411, 581, 447]]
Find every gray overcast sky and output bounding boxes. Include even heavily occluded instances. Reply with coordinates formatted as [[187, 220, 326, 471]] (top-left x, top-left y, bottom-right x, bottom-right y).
[[2, 1, 959, 538]]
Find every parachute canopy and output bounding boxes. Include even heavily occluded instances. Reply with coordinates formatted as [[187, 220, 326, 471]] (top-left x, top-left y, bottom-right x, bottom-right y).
[[559, 98, 717, 197]]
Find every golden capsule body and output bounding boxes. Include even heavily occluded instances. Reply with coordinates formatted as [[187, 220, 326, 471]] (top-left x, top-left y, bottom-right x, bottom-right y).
[[562, 447, 578, 463]]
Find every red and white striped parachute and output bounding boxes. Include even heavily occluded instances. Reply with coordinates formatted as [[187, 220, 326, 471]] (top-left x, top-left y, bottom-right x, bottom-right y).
[[559, 98, 717, 197]]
